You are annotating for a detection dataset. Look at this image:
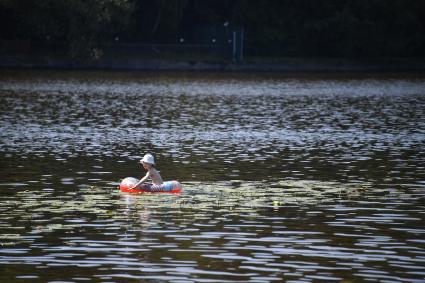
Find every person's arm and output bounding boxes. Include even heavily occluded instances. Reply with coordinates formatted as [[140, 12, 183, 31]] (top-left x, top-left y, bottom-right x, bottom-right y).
[[130, 172, 150, 189]]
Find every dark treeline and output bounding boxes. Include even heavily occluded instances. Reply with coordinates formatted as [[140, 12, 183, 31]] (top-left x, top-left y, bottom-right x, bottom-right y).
[[1, 0, 424, 59]]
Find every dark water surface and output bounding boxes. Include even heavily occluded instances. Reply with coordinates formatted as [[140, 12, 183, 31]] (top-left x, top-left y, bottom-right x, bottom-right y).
[[1, 70, 424, 282]]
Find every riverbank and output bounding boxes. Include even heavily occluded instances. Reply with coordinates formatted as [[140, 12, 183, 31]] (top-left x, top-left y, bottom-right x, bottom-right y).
[[1, 54, 425, 72]]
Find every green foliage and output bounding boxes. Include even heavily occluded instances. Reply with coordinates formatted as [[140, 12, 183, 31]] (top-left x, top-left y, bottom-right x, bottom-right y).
[[0, 0, 134, 60], [232, 0, 425, 57], [130, 0, 188, 41], [0, 0, 424, 58]]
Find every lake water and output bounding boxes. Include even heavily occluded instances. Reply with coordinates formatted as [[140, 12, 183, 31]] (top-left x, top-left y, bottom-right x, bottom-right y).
[[0, 70, 424, 282]]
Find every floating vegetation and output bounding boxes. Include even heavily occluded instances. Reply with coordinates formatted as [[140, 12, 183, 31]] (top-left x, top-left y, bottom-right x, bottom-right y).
[[113, 179, 374, 214], [2, 178, 374, 239]]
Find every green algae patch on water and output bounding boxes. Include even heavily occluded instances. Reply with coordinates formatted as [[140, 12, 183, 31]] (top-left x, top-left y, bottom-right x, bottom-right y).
[[120, 180, 373, 212]]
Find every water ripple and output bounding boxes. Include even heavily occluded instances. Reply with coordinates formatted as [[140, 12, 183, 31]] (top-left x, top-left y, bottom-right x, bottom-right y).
[[0, 70, 424, 282]]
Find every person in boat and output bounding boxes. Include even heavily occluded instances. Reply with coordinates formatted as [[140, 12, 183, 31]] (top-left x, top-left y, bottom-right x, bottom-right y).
[[129, 154, 163, 190]]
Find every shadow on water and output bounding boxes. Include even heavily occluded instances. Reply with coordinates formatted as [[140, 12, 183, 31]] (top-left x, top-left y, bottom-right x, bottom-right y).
[[0, 70, 425, 282]]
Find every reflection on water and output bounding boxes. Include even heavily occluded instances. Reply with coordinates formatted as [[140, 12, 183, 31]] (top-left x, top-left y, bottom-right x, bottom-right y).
[[0, 70, 424, 282]]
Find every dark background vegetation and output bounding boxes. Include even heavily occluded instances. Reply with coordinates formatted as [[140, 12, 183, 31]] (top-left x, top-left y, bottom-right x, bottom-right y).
[[1, 0, 424, 60]]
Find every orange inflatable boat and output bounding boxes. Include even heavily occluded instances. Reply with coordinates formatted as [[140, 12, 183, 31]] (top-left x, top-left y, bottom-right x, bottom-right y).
[[119, 177, 182, 194]]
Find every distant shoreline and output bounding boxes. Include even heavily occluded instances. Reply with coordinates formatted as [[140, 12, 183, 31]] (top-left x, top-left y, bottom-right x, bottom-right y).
[[1, 56, 425, 72]]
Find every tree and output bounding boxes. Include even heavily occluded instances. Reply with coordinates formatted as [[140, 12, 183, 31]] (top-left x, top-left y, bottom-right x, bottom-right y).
[[1, 0, 424, 59], [0, 0, 135, 60]]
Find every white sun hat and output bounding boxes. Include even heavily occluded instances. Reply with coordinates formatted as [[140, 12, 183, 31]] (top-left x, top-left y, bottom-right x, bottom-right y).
[[140, 154, 155, 165]]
